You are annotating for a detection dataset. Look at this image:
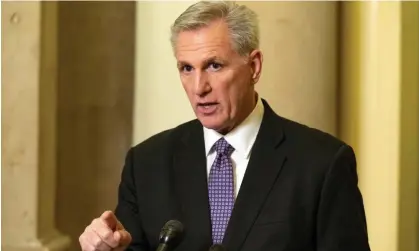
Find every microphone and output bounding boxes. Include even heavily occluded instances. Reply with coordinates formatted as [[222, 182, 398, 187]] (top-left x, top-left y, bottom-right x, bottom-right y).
[[209, 244, 226, 251], [156, 220, 184, 251]]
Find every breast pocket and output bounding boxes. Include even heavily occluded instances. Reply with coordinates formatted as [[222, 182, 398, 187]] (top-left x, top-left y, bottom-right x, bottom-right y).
[[254, 218, 288, 226], [244, 220, 290, 251], [252, 205, 290, 226]]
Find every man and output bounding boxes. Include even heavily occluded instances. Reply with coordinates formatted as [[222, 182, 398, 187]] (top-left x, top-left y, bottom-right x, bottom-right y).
[[79, 1, 370, 251]]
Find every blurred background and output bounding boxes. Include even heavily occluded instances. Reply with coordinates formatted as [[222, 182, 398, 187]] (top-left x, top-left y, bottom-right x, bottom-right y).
[[1, 1, 418, 251]]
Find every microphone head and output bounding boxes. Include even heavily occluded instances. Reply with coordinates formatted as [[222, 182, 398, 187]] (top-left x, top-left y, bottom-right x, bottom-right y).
[[159, 220, 184, 247], [209, 244, 226, 251]]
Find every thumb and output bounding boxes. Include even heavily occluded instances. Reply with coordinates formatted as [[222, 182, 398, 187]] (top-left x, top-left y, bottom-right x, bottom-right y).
[[100, 210, 118, 230], [114, 229, 132, 246]]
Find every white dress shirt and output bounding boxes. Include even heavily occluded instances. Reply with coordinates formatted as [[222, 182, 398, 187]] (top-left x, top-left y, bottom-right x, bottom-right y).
[[203, 97, 264, 197]]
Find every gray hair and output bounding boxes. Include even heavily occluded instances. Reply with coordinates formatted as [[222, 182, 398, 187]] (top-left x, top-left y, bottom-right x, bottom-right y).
[[170, 1, 259, 56]]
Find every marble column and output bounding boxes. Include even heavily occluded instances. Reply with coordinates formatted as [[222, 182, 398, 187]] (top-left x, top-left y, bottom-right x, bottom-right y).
[[340, 2, 419, 251], [56, 2, 136, 251], [2, 2, 70, 251]]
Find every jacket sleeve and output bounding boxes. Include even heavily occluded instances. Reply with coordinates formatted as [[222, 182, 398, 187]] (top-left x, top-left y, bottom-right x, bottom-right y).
[[115, 148, 150, 251], [316, 144, 371, 251]]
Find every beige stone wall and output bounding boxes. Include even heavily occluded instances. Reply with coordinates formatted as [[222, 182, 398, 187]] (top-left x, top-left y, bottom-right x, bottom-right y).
[[2, 2, 70, 251], [133, 1, 197, 144], [243, 1, 338, 135]]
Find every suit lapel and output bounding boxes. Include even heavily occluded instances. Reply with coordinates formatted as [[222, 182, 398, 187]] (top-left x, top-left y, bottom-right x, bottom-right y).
[[173, 121, 212, 251], [223, 101, 287, 251]]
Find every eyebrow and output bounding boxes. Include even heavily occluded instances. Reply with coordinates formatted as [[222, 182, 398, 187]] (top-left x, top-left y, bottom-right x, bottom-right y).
[[177, 56, 225, 69]]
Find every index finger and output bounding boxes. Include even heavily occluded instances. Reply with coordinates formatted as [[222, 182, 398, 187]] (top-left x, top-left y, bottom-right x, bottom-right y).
[[100, 210, 118, 230]]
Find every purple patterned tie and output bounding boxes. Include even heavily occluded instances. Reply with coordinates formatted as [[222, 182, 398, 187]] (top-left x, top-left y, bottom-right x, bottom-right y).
[[208, 137, 235, 244]]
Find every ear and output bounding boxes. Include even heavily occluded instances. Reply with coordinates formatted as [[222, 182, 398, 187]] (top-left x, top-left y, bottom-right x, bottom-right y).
[[248, 49, 263, 84]]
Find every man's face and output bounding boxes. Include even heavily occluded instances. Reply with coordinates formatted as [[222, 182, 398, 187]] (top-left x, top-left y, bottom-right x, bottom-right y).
[[174, 19, 262, 134]]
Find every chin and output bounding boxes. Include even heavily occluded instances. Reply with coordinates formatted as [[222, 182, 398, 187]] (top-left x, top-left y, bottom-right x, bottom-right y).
[[198, 117, 222, 130], [201, 121, 221, 130], [199, 118, 231, 134]]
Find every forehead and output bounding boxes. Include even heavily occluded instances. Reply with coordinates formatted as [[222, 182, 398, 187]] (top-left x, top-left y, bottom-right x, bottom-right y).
[[174, 20, 236, 63]]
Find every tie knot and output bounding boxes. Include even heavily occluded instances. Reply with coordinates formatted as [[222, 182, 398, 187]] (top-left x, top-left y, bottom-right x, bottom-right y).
[[213, 138, 234, 156]]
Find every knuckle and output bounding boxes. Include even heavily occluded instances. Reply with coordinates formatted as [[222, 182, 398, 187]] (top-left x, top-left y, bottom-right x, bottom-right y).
[[79, 234, 89, 246], [80, 241, 90, 251], [86, 245, 95, 251], [91, 218, 99, 225], [82, 245, 91, 251], [92, 237, 102, 248], [102, 230, 113, 240]]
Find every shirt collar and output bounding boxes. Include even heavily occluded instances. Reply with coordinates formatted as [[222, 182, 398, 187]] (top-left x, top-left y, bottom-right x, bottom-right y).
[[203, 97, 264, 159]]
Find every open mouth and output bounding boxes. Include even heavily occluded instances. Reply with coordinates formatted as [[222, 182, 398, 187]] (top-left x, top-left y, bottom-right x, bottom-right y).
[[198, 102, 218, 108], [197, 102, 218, 114]]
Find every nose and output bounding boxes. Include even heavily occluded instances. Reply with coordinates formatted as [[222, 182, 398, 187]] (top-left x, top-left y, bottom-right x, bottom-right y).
[[194, 71, 211, 96]]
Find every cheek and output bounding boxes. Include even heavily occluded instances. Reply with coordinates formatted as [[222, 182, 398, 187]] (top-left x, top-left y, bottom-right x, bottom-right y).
[[209, 72, 235, 95], [228, 82, 250, 112], [181, 78, 193, 94]]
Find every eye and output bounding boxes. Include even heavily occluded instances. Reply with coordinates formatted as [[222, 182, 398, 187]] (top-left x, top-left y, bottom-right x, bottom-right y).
[[181, 65, 193, 73], [208, 62, 222, 71]]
